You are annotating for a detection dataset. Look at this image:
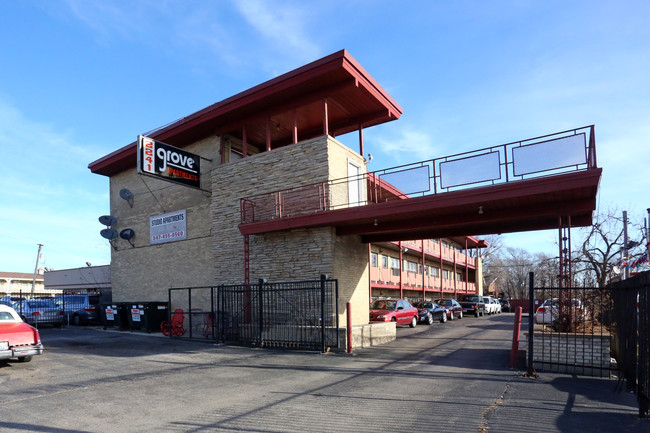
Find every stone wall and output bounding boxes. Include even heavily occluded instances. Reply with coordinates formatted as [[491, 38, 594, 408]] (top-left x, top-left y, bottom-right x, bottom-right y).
[[211, 135, 370, 326]]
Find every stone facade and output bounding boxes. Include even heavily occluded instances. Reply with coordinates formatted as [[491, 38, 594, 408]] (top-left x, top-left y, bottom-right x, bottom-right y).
[[211, 135, 370, 326]]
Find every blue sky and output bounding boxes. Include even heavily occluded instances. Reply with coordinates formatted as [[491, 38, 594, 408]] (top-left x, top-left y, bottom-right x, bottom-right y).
[[1, 0, 649, 273]]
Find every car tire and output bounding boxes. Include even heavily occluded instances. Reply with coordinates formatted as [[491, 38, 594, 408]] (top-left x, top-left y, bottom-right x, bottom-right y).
[[458, 311, 463, 319], [18, 356, 32, 363], [426, 313, 434, 325], [449, 311, 454, 320], [440, 312, 447, 323], [409, 316, 417, 328]]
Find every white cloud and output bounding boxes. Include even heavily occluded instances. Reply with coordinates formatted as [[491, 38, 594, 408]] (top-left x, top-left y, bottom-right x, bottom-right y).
[[233, 0, 320, 64]]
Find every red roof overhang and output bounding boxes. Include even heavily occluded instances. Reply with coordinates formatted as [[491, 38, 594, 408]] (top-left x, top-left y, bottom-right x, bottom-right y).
[[239, 168, 602, 243], [89, 50, 403, 177]]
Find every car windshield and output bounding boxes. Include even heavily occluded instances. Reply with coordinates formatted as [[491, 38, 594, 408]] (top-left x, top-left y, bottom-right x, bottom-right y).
[[437, 300, 452, 306], [460, 295, 481, 302], [417, 302, 433, 309], [371, 300, 396, 310]]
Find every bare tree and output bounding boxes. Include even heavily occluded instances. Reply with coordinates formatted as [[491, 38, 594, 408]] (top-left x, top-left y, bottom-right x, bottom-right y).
[[479, 234, 503, 292], [573, 208, 647, 288]]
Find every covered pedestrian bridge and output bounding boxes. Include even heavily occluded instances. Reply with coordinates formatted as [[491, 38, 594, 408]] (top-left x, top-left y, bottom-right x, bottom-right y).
[[239, 125, 602, 244]]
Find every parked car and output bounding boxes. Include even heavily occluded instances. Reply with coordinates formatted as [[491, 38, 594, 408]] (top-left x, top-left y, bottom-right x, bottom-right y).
[[12, 299, 65, 327], [458, 294, 486, 317], [434, 298, 463, 320], [413, 301, 447, 324], [499, 298, 511, 312], [535, 298, 586, 324], [491, 298, 502, 314], [482, 296, 498, 314], [0, 304, 44, 362], [1, 295, 25, 306], [369, 299, 419, 328], [53, 294, 104, 325]]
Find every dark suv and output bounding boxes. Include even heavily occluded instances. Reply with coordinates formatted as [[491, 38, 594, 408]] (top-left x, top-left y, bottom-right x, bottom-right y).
[[458, 294, 486, 317], [53, 294, 106, 325]]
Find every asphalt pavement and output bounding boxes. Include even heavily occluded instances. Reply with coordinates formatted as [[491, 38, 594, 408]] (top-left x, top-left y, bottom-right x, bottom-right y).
[[0, 313, 646, 432]]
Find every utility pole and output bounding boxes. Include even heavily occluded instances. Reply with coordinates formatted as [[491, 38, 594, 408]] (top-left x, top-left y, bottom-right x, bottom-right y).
[[30, 243, 43, 298]]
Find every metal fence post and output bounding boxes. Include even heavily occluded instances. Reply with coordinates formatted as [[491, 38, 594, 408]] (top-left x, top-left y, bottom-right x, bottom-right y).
[[527, 272, 535, 376], [320, 274, 326, 353], [258, 279, 265, 347]]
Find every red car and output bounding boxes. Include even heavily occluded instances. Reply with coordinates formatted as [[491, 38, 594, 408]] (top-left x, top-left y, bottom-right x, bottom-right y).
[[435, 298, 464, 320], [369, 299, 419, 328], [0, 304, 44, 362]]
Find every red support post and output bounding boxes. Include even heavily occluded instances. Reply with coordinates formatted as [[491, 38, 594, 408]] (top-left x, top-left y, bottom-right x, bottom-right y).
[[511, 306, 522, 367]]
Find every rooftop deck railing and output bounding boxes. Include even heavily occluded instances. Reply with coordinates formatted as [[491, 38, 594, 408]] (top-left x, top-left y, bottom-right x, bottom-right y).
[[241, 125, 597, 224]]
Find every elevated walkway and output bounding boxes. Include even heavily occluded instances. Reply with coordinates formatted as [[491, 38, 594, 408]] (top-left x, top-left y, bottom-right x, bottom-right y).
[[239, 126, 601, 242]]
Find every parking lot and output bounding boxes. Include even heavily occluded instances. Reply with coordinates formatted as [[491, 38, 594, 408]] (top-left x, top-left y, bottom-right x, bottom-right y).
[[1, 313, 642, 432]]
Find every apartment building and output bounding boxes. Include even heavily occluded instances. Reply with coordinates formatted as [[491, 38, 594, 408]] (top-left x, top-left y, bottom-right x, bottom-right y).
[[370, 237, 485, 301]]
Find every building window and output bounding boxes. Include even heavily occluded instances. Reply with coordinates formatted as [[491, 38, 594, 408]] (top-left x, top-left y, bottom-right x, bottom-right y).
[[406, 261, 417, 273], [371, 253, 378, 268], [443, 269, 449, 279], [390, 257, 400, 276], [430, 267, 440, 277], [381, 255, 388, 268]]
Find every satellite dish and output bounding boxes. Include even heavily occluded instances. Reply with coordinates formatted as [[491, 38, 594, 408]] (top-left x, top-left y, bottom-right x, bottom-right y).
[[119, 188, 133, 201], [100, 228, 118, 240], [612, 266, 621, 275], [120, 229, 135, 240], [99, 215, 117, 226]]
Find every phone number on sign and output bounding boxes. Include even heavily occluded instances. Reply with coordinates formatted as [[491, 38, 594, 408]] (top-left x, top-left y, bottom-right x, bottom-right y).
[[151, 231, 184, 241]]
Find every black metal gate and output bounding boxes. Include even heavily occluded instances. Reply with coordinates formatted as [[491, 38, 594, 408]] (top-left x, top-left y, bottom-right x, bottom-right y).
[[167, 276, 339, 352], [527, 271, 650, 418], [527, 277, 615, 377]]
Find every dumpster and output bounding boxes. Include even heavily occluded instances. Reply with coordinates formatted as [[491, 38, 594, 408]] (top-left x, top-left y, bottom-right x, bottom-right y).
[[127, 302, 168, 333], [142, 302, 168, 333], [100, 303, 127, 330], [127, 303, 145, 331]]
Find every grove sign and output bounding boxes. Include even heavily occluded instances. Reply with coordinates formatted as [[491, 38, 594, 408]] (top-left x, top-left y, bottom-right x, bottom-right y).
[[137, 135, 201, 188]]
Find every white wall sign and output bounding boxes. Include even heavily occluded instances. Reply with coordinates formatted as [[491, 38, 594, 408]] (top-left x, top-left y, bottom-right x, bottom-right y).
[[150, 209, 187, 245]]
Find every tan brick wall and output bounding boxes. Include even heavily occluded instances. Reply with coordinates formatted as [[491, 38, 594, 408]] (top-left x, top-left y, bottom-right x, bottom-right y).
[[109, 137, 219, 302]]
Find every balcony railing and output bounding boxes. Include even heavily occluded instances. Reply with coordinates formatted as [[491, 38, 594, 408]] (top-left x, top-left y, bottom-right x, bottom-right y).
[[241, 125, 597, 224]]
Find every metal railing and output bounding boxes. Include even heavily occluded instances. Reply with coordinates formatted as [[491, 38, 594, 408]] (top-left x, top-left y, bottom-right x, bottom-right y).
[[241, 125, 597, 224]]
